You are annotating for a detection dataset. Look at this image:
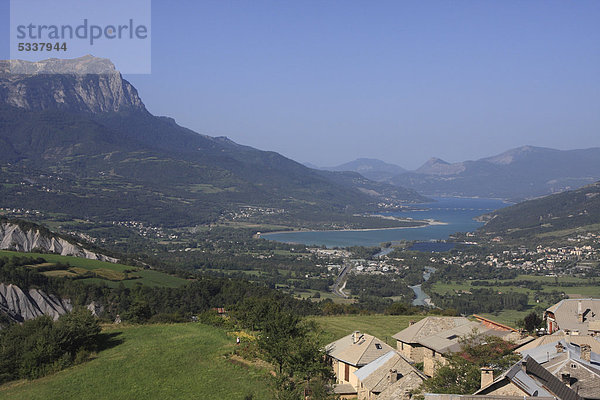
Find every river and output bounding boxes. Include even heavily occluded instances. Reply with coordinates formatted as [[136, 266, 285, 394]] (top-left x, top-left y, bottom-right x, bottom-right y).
[[410, 266, 436, 306]]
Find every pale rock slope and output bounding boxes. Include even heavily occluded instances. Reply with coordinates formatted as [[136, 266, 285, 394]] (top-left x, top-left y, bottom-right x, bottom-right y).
[[0, 221, 118, 263], [0, 283, 72, 322]]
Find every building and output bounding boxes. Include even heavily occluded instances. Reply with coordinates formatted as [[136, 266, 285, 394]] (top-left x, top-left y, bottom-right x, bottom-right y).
[[545, 299, 600, 335], [326, 331, 394, 397], [518, 340, 600, 400], [516, 331, 600, 354], [392, 317, 529, 376], [353, 350, 426, 400], [474, 356, 583, 400]]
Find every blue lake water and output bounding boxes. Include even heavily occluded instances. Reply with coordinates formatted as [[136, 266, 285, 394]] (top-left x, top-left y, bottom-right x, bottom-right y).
[[263, 197, 510, 248]]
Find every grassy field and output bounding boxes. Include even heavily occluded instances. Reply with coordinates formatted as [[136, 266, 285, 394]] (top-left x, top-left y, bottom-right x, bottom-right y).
[[311, 314, 426, 347], [429, 273, 600, 326], [0, 323, 271, 400], [0, 250, 188, 288]]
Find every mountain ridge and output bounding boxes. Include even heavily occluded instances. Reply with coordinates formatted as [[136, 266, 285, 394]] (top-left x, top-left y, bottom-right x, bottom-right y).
[[478, 180, 600, 238], [0, 56, 426, 229], [389, 146, 600, 200], [317, 158, 407, 182]]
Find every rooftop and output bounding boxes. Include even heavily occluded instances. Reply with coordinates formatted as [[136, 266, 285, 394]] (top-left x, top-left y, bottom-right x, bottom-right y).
[[326, 331, 394, 367]]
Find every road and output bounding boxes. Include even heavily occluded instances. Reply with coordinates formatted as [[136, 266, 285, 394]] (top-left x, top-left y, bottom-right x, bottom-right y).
[[331, 264, 352, 298]]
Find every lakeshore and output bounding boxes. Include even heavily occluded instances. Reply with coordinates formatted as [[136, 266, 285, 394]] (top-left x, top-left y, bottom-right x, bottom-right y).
[[262, 197, 508, 247]]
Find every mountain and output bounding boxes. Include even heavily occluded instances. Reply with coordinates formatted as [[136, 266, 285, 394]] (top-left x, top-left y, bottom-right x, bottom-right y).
[[314, 170, 428, 205], [389, 146, 600, 200], [478, 181, 600, 237], [321, 158, 407, 182], [0, 218, 117, 262], [0, 56, 425, 229]]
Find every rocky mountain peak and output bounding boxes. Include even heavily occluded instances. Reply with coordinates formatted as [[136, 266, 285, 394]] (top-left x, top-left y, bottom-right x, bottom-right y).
[[0, 56, 145, 113]]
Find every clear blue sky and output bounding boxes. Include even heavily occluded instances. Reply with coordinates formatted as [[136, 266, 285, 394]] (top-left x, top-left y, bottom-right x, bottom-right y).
[[2, 1, 599, 169]]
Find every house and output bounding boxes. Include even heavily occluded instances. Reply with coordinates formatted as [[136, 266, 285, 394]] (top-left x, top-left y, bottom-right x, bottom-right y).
[[545, 299, 600, 335], [516, 331, 600, 354], [474, 356, 583, 400], [518, 340, 600, 400], [392, 317, 529, 376], [326, 331, 394, 397], [425, 395, 560, 400], [353, 350, 426, 400]]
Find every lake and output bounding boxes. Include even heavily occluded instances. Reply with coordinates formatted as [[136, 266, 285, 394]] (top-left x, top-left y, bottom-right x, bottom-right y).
[[262, 197, 509, 248]]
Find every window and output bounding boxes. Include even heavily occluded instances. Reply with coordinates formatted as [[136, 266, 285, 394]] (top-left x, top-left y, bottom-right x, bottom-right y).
[[375, 343, 382, 349]]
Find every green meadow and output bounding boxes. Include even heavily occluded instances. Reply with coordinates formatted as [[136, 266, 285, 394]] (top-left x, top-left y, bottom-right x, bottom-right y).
[[311, 314, 426, 347], [0, 250, 188, 288], [0, 323, 271, 400]]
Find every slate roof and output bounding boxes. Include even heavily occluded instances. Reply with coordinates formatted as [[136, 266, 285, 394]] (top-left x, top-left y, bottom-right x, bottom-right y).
[[392, 317, 472, 343], [475, 356, 583, 400], [377, 371, 426, 400], [520, 339, 600, 399], [326, 332, 394, 367], [354, 350, 426, 394], [546, 299, 600, 335], [392, 316, 528, 355], [517, 331, 600, 354]]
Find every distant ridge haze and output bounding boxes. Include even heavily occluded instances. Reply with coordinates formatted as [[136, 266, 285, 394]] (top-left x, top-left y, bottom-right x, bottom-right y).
[[313, 146, 600, 200]]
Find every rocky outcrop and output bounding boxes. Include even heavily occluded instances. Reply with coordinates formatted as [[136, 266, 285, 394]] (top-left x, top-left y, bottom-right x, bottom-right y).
[[0, 221, 118, 263], [0, 55, 145, 113], [0, 283, 72, 322]]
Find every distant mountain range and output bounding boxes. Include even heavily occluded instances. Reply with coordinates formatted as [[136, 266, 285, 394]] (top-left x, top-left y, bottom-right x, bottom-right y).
[[478, 181, 600, 238], [390, 146, 600, 200], [0, 56, 425, 229], [319, 158, 406, 182], [321, 146, 600, 200]]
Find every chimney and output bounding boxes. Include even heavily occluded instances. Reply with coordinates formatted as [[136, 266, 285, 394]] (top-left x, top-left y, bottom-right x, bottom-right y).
[[555, 342, 565, 353], [409, 320, 416, 326], [581, 344, 591, 362], [352, 331, 361, 344], [388, 369, 400, 384], [521, 359, 528, 372], [561, 373, 572, 387], [578, 300, 584, 323], [480, 367, 494, 389]]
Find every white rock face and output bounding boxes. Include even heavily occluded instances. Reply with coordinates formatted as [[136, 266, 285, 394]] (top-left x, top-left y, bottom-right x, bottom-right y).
[[0, 283, 72, 322], [0, 55, 145, 113], [0, 222, 118, 263]]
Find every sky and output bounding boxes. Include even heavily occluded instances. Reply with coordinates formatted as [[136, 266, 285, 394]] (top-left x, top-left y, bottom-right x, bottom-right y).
[[1, 0, 599, 169]]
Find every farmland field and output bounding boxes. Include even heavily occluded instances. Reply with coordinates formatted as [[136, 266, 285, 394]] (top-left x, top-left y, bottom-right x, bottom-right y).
[[0, 250, 188, 288]]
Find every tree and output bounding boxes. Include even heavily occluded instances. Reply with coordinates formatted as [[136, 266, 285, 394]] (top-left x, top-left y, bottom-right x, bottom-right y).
[[258, 309, 335, 399], [520, 311, 543, 333], [422, 332, 520, 395]]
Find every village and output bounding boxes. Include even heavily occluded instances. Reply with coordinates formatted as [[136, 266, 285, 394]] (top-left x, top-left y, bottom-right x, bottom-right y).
[[325, 298, 600, 400]]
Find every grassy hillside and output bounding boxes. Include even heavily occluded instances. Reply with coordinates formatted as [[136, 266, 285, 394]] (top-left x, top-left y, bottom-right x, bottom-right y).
[[0, 323, 271, 400], [0, 250, 188, 288], [479, 181, 600, 238], [311, 314, 426, 347]]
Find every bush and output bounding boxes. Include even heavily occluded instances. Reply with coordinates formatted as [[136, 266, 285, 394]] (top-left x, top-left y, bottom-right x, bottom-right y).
[[0, 308, 101, 384]]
